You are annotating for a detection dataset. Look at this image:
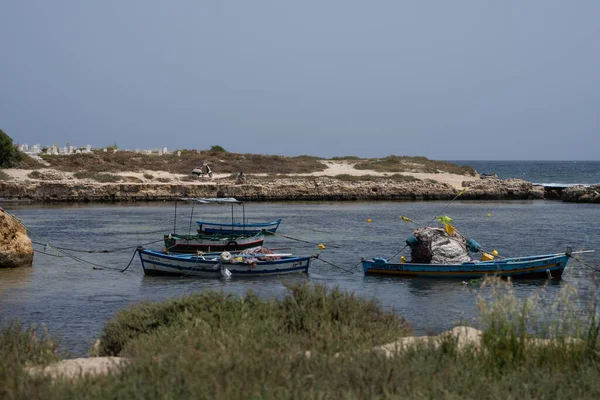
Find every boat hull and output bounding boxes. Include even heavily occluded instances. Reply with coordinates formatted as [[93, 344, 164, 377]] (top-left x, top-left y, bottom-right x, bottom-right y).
[[362, 253, 570, 279], [197, 218, 282, 235], [138, 249, 311, 277], [164, 232, 264, 253]]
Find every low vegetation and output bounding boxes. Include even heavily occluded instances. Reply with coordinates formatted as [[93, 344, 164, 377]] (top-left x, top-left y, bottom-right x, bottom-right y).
[[2, 281, 600, 398], [333, 173, 419, 182], [0, 170, 12, 181], [355, 155, 477, 176], [29, 150, 329, 175], [73, 171, 123, 183], [14, 148, 477, 179], [26, 171, 65, 181]]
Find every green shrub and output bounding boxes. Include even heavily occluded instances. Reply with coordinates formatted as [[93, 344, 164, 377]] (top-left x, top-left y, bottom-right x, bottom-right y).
[[333, 174, 418, 182], [27, 171, 42, 179], [355, 155, 477, 176], [73, 171, 122, 182], [98, 283, 410, 357], [0, 129, 23, 168], [209, 145, 226, 153], [143, 173, 154, 180], [330, 155, 360, 160]]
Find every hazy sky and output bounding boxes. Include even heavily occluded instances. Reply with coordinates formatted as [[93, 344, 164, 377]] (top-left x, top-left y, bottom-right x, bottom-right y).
[[1, 1, 598, 160]]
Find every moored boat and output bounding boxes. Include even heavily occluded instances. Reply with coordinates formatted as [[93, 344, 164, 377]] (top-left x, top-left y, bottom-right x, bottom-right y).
[[183, 197, 282, 235], [362, 251, 572, 279], [138, 247, 312, 277], [197, 218, 282, 235], [164, 231, 264, 253]]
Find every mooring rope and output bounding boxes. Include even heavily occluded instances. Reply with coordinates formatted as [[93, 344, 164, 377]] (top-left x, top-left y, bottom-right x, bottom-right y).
[[271, 232, 342, 249], [30, 238, 164, 254], [119, 249, 140, 273], [570, 254, 600, 273], [312, 255, 358, 274], [2, 208, 140, 272], [33, 249, 64, 258], [387, 244, 409, 262]]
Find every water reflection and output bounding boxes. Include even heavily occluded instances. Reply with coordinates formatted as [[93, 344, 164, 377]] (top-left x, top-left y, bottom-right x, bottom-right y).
[[0, 266, 33, 292]]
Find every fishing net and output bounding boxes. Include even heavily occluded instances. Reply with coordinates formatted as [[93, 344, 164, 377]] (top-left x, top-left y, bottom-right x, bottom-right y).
[[410, 227, 471, 264], [239, 246, 281, 261]]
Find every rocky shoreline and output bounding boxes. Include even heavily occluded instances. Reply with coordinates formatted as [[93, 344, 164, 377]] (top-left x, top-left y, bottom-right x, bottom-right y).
[[0, 176, 557, 202]]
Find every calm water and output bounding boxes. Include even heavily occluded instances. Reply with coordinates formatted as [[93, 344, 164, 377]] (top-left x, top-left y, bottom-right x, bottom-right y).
[[1, 201, 599, 356], [452, 160, 600, 186]]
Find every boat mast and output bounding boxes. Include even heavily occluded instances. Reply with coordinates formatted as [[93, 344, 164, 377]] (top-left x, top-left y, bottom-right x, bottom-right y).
[[173, 199, 177, 234], [242, 202, 246, 234], [188, 202, 195, 235]]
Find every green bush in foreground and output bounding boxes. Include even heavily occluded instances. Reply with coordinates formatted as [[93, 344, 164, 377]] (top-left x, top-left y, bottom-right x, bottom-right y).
[[3, 281, 600, 399], [98, 282, 410, 357], [0, 321, 59, 400]]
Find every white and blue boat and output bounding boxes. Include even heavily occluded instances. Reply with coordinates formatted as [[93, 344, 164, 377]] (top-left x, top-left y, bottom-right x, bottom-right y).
[[197, 218, 282, 235], [362, 251, 574, 280], [188, 197, 282, 235], [138, 247, 311, 278]]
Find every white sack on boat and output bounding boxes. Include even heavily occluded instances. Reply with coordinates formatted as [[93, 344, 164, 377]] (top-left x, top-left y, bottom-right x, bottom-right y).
[[410, 227, 471, 264]]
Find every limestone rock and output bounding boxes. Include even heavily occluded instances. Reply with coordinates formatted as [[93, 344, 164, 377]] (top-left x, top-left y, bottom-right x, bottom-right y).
[[0, 176, 546, 203], [562, 184, 600, 203], [461, 178, 544, 200], [26, 356, 127, 380], [0, 209, 34, 268]]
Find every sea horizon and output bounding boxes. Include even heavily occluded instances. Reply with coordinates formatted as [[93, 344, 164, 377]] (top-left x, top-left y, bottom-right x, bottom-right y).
[[449, 160, 600, 186]]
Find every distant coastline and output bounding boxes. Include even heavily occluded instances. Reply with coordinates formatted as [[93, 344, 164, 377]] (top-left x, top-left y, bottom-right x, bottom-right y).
[[1, 155, 598, 203]]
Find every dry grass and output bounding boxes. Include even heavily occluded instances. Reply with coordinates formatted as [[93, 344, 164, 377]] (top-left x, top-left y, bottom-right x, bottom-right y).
[[28, 151, 475, 178], [355, 155, 477, 176], [36, 150, 328, 175], [15, 154, 43, 170], [72, 171, 123, 183], [334, 173, 419, 182]]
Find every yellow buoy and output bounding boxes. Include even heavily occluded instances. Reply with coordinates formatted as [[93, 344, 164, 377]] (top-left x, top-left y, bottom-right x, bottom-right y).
[[318, 243, 326, 250], [366, 218, 372, 223], [400, 256, 406, 263], [492, 250, 498, 256], [487, 213, 491, 217], [481, 253, 494, 261]]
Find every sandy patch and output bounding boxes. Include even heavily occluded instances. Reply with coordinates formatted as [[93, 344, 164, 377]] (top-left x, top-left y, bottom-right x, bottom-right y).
[[311, 161, 478, 189]]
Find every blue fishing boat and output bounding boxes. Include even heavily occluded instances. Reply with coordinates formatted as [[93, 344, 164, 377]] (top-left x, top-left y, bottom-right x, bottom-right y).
[[188, 197, 282, 235], [138, 247, 311, 278], [362, 251, 573, 279], [197, 218, 283, 235]]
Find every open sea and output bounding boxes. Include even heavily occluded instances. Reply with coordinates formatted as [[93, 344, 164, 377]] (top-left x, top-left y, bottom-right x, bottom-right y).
[[1, 160, 599, 357], [452, 160, 600, 186]]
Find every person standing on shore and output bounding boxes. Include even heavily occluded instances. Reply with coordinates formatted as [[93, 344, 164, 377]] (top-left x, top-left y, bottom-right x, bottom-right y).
[[205, 164, 213, 179], [236, 171, 246, 184]]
